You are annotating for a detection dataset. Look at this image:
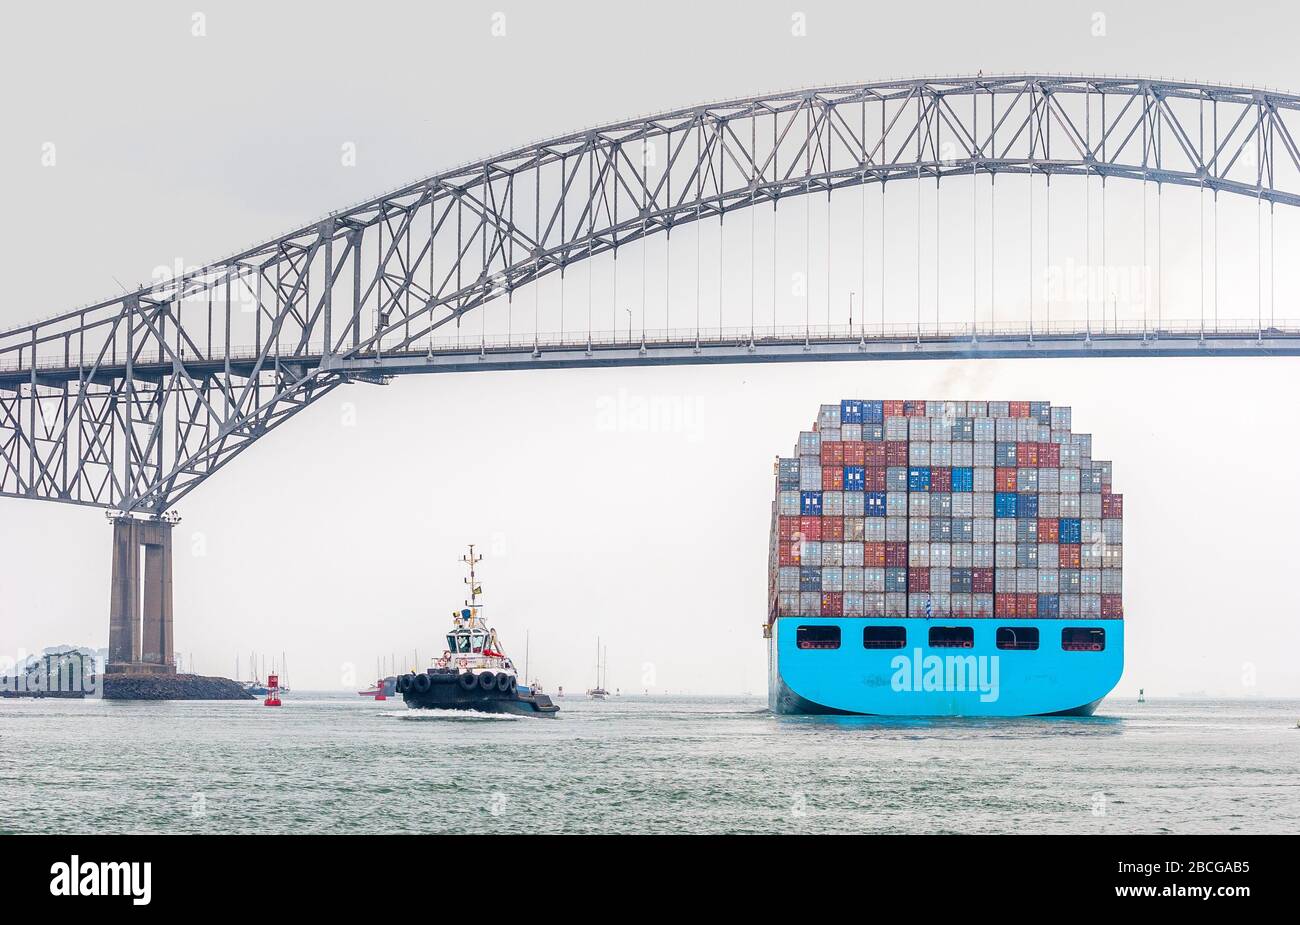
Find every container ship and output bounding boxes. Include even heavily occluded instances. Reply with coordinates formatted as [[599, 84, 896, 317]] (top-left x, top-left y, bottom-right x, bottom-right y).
[[766, 400, 1123, 717]]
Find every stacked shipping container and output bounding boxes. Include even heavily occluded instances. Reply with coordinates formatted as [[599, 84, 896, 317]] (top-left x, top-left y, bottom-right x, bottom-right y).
[[769, 400, 1123, 620]]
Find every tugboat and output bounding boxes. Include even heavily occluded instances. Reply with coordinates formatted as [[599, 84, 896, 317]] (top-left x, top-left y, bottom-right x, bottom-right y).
[[396, 546, 559, 718]]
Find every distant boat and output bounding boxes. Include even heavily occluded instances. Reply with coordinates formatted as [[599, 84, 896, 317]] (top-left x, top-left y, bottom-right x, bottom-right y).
[[586, 639, 609, 700]]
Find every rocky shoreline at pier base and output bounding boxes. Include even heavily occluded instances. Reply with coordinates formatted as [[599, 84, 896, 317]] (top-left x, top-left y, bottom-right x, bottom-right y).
[[103, 673, 254, 701]]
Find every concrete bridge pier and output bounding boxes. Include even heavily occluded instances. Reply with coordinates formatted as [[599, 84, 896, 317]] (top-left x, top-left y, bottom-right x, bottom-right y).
[[106, 517, 175, 675]]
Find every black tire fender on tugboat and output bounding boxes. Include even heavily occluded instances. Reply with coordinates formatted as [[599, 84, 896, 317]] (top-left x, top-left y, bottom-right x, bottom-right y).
[[496, 673, 513, 693], [458, 671, 478, 691], [412, 672, 432, 694], [395, 674, 407, 693], [477, 671, 497, 691]]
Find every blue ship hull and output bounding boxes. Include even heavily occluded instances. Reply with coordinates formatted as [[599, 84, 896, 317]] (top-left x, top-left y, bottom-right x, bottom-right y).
[[768, 618, 1122, 717]]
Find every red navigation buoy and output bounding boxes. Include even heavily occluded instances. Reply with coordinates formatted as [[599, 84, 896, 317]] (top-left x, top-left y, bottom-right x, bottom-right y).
[[264, 673, 282, 707]]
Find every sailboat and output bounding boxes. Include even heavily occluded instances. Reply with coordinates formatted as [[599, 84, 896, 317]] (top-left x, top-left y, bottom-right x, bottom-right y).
[[587, 638, 609, 700]]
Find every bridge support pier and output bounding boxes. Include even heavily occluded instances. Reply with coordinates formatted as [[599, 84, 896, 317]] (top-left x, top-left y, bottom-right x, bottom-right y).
[[106, 517, 175, 675]]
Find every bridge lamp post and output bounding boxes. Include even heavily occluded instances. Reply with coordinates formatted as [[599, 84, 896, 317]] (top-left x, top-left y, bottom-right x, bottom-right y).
[[625, 308, 632, 344]]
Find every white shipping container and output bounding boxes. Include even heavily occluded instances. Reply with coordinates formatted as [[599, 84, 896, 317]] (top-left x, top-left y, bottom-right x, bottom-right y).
[[988, 401, 1010, 417], [778, 567, 800, 590], [952, 442, 974, 466], [908, 493, 931, 517], [821, 567, 843, 591], [951, 543, 974, 568], [930, 542, 952, 567], [885, 416, 908, 440], [823, 491, 844, 516], [973, 518, 995, 543], [1059, 493, 1081, 517], [886, 517, 908, 541], [995, 519, 1017, 543], [1103, 519, 1123, 545], [968, 401, 989, 418], [800, 592, 822, 614], [973, 593, 994, 617], [909, 417, 932, 440], [1037, 493, 1060, 517], [931, 442, 953, 466], [778, 591, 800, 614], [779, 491, 800, 515], [909, 543, 931, 567], [909, 442, 931, 466], [822, 543, 844, 567], [1017, 468, 1039, 492], [1038, 467, 1060, 492], [842, 423, 862, 441], [864, 592, 886, 616], [974, 442, 996, 466], [952, 492, 974, 517], [909, 518, 931, 543], [973, 417, 996, 442], [995, 570, 1016, 592], [974, 491, 994, 517], [885, 593, 907, 617], [995, 544, 1017, 568], [1102, 544, 1123, 569], [844, 517, 865, 542], [887, 492, 908, 516], [843, 541, 864, 567], [931, 567, 952, 593], [844, 492, 866, 516], [864, 567, 886, 592], [1037, 570, 1059, 593], [1081, 494, 1102, 518], [844, 566, 865, 591], [973, 543, 994, 567], [930, 416, 953, 441], [843, 591, 865, 616], [996, 418, 1017, 441], [1038, 543, 1059, 568], [801, 540, 822, 565], [1016, 569, 1038, 594], [1080, 570, 1101, 594], [864, 519, 886, 542], [1102, 568, 1122, 594], [1081, 593, 1101, 616]]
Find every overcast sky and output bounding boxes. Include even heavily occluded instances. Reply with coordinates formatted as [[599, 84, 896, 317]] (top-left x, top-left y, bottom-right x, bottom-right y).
[[2, 0, 1298, 696]]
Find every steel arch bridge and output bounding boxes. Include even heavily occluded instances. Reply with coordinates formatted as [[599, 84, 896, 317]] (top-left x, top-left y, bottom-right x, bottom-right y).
[[4, 74, 1300, 516]]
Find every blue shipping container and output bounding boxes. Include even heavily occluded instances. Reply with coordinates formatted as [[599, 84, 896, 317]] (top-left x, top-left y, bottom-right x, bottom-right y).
[[863, 400, 884, 424], [908, 467, 932, 492], [865, 491, 887, 517], [841, 400, 864, 424], [996, 442, 1018, 465], [801, 491, 823, 515], [951, 466, 974, 492], [843, 466, 865, 491], [1018, 492, 1039, 519], [1037, 593, 1060, 617], [1059, 518, 1082, 544], [799, 566, 822, 591], [995, 492, 1018, 518], [863, 423, 884, 441]]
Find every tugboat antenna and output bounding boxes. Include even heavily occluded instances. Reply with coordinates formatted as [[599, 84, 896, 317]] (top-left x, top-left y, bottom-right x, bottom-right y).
[[462, 544, 484, 618]]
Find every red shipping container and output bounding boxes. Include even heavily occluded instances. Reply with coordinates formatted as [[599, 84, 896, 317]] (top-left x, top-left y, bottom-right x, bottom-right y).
[[1101, 594, 1123, 618], [972, 568, 995, 593], [1037, 518, 1060, 542], [863, 442, 887, 466], [821, 517, 844, 541], [995, 593, 1017, 617], [821, 466, 844, 491], [929, 466, 952, 492], [820, 441, 845, 466], [1016, 593, 1038, 618], [1102, 494, 1124, 517], [1016, 442, 1039, 467], [799, 516, 823, 541], [1040, 442, 1060, 466], [885, 542, 908, 568], [864, 466, 887, 491], [1059, 544, 1081, 568], [843, 441, 866, 466], [864, 542, 886, 567], [903, 400, 927, 417], [908, 567, 930, 592], [778, 515, 801, 540], [778, 542, 802, 565], [885, 441, 909, 466], [1009, 401, 1030, 418], [995, 467, 1018, 491], [821, 592, 844, 616], [883, 399, 905, 417]]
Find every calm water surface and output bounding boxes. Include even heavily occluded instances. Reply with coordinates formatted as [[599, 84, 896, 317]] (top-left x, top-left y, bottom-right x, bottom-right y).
[[2, 695, 1297, 834]]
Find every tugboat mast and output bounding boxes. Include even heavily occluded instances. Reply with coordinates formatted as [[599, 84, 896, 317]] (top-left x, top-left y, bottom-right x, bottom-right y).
[[462, 545, 483, 622]]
